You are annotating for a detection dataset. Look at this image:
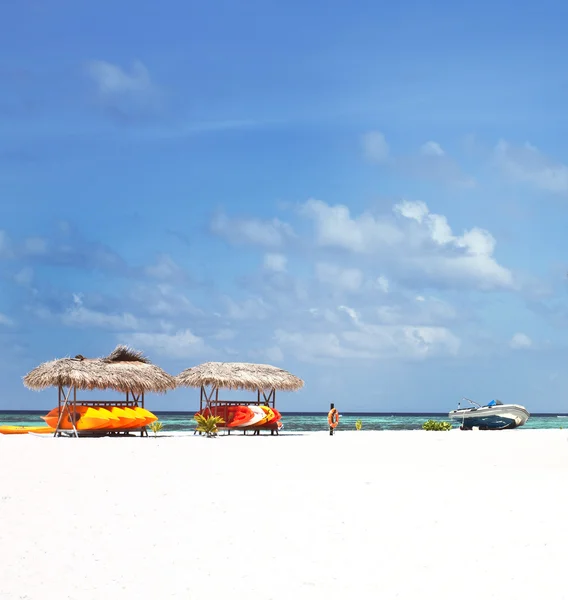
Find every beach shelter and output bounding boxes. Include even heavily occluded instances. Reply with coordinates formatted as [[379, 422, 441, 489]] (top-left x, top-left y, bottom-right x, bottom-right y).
[[176, 361, 304, 432], [23, 345, 176, 437]]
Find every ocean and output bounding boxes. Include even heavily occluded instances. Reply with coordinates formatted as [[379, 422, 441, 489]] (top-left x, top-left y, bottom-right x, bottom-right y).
[[1, 411, 568, 431]]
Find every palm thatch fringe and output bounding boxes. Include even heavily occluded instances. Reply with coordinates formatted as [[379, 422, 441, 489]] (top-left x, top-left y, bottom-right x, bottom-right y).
[[23, 345, 176, 393], [176, 362, 304, 392]]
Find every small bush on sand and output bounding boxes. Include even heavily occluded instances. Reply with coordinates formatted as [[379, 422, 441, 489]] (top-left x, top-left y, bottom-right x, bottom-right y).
[[422, 419, 452, 431], [149, 421, 164, 437], [355, 419, 363, 431], [194, 414, 225, 437]]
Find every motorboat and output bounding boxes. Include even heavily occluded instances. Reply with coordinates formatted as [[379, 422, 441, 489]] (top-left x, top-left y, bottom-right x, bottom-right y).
[[448, 398, 530, 430]]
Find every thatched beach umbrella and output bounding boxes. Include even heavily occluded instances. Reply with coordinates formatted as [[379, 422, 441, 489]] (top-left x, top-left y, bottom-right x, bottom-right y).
[[23, 345, 176, 437], [176, 361, 304, 415]]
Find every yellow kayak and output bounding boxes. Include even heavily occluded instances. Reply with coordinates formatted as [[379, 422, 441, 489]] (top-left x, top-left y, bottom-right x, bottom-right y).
[[104, 406, 139, 430], [259, 405, 275, 425], [0, 425, 55, 435], [132, 406, 158, 426], [121, 406, 148, 428], [42, 406, 119, 430]]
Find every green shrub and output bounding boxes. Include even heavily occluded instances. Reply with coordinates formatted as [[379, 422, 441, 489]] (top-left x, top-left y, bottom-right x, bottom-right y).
[[422, 419, 452, 431], [194, 414, 225, 437], [355, 419, 363, 431], [148, 421, 163, 437]]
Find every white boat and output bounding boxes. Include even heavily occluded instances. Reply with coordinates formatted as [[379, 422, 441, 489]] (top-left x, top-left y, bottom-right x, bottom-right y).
[[448, 398, 530, 430]]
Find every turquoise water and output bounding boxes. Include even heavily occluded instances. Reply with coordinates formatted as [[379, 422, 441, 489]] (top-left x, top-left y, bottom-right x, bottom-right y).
[[1, 411, 567, 431]]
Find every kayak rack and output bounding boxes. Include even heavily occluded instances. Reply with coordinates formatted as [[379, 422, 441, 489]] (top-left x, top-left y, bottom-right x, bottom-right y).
[[195, 390, 281, 435], [175, 361, 304, 435], [22, 346, 177, 439], [220, 423, 281, 436], [50, 388, 150, 438]]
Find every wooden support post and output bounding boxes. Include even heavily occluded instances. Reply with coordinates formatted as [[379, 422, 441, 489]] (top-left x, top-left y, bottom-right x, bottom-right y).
[[54, 386, 78, 438], [329, 402, 334, 436]]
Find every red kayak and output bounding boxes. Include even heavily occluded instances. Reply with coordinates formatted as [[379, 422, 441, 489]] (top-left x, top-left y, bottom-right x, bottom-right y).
[[198, 405, 255, 427]]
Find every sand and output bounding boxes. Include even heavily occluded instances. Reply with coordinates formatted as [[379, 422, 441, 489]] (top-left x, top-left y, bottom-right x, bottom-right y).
[[1, 429, 567, 599]]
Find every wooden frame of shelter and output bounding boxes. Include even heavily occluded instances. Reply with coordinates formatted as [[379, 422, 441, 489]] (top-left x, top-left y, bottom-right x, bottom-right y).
[[176, 362, 304, 435], [23, 345, 176, 438]]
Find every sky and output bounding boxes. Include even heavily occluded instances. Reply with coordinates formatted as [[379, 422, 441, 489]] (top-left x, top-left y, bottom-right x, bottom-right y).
[[2, 0, 568, 412]]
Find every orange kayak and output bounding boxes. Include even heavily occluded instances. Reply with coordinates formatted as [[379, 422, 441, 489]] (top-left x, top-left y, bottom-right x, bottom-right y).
[[42, 406, 119, 431], [0, 425, 55, 435]]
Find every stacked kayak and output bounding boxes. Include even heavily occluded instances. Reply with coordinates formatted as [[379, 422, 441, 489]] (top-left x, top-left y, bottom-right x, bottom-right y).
[[42, 405, 158, 431], [197, 404, 283, 431], [0, 406, 158, 435]]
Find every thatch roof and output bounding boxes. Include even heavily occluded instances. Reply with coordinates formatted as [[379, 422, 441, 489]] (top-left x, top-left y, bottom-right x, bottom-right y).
[[176, 362, 304, 392], [23, 345, 176, 393]]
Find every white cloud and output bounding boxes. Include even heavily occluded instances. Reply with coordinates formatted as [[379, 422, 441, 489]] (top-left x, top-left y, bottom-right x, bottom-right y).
[[494, 140, 568, 193], [85, 60, 161, 119], [145, 254, 187, 282], [0, 231, 12, 258], [376, 295, 457, 326], [275, 329, 372, 361], [263, 253, 287, 272], [315, 262, 363, 292], [14, 267, 33, 287], [362, 131, 390, 163], [338, 305, 360, 324], [361, 132, 474, 187], [510, 333, 532, 349], [272, 295, 462, 365], [224, 296, 270, 320], [274, 320, 460, 363], [62, 294, 139, 330], [308, 307, 340, 323], [301, 199, 403, 253], [123, 329, 208, 359], [213, 329, 236, 341], [301, 198, 513, 290], [375, 276, 390, 293], [343, 324, 460, 358], [87, 60, 153, 97], [211, 213, 294, 247], [394, 199, 431, 225], [263, 346, 284, 363], [23, 237, 47, 256], [420, 141, 445, 157], [132, 284, 202, 318], [0, 313, 14, 326]]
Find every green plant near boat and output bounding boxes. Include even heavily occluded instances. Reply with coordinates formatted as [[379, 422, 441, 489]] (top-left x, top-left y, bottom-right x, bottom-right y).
[[194, 414, 225, 437], [149, 421, 164, 437], [355, 419, 363, 431], [422, 419, 452, 431]]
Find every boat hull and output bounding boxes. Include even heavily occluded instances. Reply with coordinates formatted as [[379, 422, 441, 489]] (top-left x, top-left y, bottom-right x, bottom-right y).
[[448, 404, 530, 430]]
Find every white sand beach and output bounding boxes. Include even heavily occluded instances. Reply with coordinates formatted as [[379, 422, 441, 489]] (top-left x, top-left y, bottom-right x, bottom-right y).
[[1, 429, 567, 599]]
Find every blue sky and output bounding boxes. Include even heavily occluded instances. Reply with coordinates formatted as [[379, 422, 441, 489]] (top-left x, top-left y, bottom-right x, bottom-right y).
[[2, 0, 568, 412]]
